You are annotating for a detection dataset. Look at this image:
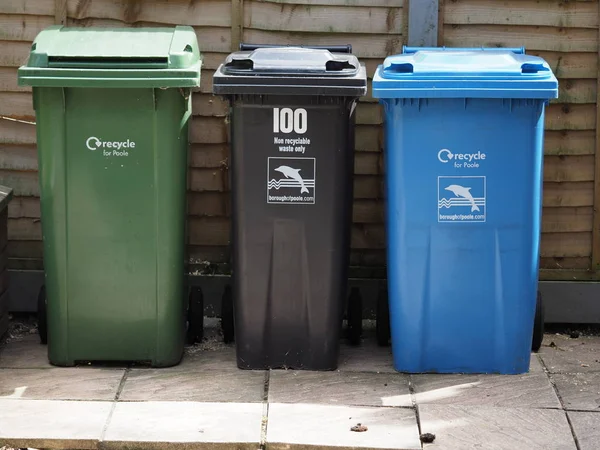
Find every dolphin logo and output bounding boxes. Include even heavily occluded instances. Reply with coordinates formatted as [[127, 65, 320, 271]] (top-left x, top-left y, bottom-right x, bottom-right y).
[[445, 184, 480, 212], [275, 165, 309, 194]]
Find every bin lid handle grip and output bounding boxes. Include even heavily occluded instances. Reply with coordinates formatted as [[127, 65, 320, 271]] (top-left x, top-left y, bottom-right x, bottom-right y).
[[521, 63, 549, 74], [384, 62, 414, 74], [382, 56, 551, 76], [239, 43, 352, 54]]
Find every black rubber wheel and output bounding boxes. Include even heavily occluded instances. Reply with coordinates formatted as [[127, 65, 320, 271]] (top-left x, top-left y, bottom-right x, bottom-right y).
[[186, 286, 204, 345], [221, 284, 234, 344], [346, 287, 362, 346], [37, 284, 47, 345], [532, 290, 544, 352], [376, 287, 391, 347]]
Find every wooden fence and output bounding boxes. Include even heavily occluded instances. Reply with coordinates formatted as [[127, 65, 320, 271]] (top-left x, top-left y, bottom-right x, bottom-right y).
[[440, 0, 600, 280], [0, 0, 598, 281]]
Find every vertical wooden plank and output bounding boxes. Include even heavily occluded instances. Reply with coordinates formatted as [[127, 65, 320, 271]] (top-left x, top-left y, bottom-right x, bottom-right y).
[[231, 0, 244, 51], [55, 0, 67, 25], [437, 0, 445, 46], [402, 0, 410, 47], [594, 4, 600, 272]]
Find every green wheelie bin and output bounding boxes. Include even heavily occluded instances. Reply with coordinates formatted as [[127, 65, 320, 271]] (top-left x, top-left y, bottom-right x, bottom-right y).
[[17, 26, 201, 367]]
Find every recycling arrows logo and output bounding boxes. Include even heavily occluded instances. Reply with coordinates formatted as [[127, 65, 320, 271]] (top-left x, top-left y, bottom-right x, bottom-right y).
[[438, 148, 453, 163]]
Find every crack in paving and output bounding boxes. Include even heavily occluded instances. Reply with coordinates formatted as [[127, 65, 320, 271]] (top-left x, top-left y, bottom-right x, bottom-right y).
[[537, 354, 582, 450], [408, 375, 424, 448], [260, 370, 270, 450], [100, 367, 130, 443], [564, 408, 600, 413]]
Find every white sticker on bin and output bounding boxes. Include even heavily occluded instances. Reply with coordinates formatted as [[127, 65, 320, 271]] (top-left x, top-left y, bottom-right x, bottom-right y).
[[267, 157, 316, 205], [438, 176, 486, 223]]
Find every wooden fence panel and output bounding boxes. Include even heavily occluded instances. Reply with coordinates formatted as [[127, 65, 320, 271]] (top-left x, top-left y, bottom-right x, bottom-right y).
[[0, 0, 406, 272], [442, 0, 599, 276], [2, 0, 596, 279]]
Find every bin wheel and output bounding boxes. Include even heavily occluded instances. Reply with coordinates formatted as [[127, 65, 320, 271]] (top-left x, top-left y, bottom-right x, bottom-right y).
[[186, 286, 204, 345], [37, 284, 47, 345], [347, 287, 362, 346], [221, 284, 234, 344], [376, 287, 391, 347], [532, 290, 544, 353]]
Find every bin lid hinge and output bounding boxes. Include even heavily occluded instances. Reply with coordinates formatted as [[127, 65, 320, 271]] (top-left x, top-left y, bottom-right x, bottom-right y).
[[179, 88, 191, 101]]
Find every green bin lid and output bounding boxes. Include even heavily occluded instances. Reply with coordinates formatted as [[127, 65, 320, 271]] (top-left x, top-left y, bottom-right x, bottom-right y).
[[18, 25, 201, 88]]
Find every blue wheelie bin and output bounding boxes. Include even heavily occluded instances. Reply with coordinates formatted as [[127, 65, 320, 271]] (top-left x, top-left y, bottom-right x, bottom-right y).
[[372, 47, 558, 374]]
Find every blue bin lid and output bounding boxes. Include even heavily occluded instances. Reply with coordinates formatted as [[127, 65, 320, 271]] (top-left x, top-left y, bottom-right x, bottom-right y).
[[372, 47, 558, 99]]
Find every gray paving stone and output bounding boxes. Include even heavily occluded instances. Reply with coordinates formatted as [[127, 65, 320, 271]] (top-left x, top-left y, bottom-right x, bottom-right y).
[[338, 338, 395, 374], [178, 321, 241, 371], [0, 368, 124, 401], [180, 342, 239, 371], [268, 371, 411, 407], [103, 401, 263, 450], [0, 399, 112, 449], [418, 405, 576, 450], [0, 334, 52, 368], [120, 367, 266, 402], [338, 339, 542, 376], [266, 403, 421, 450], [567, 411, 600, 450], [539, 333, 600, 374], [529, 354, 546, 374], [551, 372, 600, 411], [411, 369, 560, 409]]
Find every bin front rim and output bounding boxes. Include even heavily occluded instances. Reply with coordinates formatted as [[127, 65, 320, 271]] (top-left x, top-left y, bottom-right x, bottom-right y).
[[18, 65, 202, 88]]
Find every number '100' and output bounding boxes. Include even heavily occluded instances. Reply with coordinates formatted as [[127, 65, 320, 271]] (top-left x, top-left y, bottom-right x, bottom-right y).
[[273, 108, 307, 134]]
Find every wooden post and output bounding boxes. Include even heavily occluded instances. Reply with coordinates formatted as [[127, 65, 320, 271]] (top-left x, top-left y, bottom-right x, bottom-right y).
[[593, 6, 600, 271], [402, 1, 409, 47], [407, 0, 438, 47], [55, 0, 67, 26], [437, 0, 444, 46], [231, 0, 244, 52]]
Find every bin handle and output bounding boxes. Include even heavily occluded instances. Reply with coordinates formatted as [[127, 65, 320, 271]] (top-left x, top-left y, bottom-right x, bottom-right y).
[[239, 43, 352, 54], [521, 63, 549, 74], [384, 63, 413, 74], [384, 60, 549, 75], [402, 46, 526, 55]]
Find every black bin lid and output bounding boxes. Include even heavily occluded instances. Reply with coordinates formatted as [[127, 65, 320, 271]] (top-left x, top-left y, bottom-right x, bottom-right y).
[[212, 45, 367, 97]]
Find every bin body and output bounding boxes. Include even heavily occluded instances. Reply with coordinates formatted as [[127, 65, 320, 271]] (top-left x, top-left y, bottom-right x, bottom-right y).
[[373, 48, 558, 374], [18, 26, 201, 367], [214, 47, 366, 370]]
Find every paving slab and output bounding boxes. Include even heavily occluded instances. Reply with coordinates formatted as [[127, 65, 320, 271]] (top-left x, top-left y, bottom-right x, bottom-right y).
[[268, 371, 412, 407], [567, 411, 600, 450], [418, 405, 576, 450], [0, 334, 52, 368], [179, 343, 239, 371], [551, 372, 600, 411], [120, 367, 266, 402], [411, 362, 560, 409], [103, 401, 263, 450], [0, 399, 112, 449], [0, 367, 124, 401], [338, 339, 395, 374], [539, 334, 600, 374], [266, 403, 421, 450]]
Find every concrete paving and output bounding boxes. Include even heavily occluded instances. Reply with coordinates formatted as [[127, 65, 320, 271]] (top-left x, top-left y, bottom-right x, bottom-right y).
[[0, 324, 599, 450]]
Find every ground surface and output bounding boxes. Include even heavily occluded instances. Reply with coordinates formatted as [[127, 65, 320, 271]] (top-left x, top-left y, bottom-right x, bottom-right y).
[[0, 317, 599, 450]]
